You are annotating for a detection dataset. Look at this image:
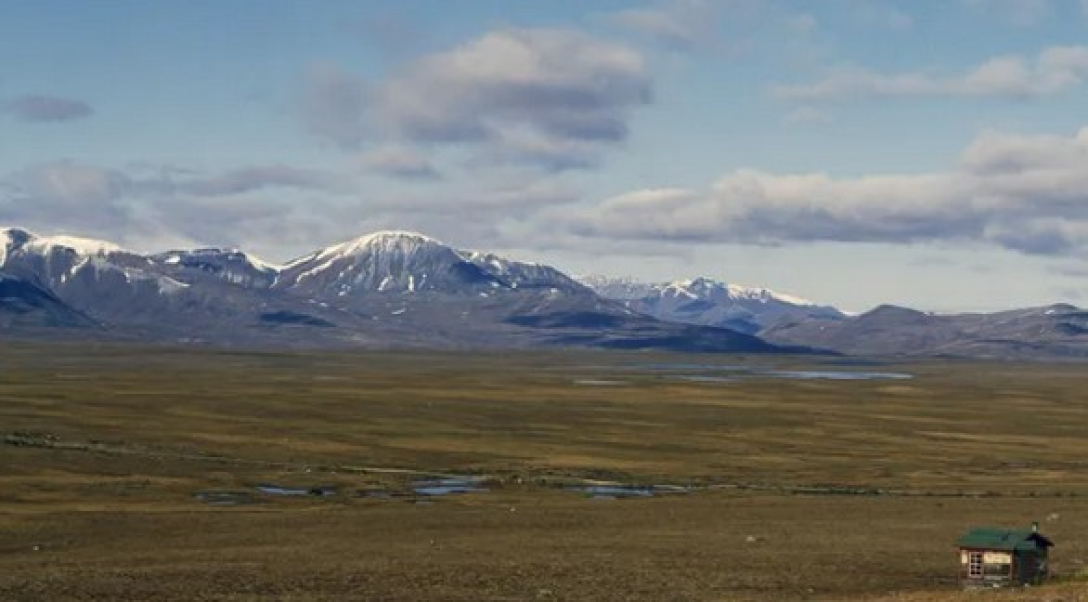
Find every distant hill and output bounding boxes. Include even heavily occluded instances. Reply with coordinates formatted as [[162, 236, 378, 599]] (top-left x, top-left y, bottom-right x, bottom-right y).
[[761, 303, 1088, 359]]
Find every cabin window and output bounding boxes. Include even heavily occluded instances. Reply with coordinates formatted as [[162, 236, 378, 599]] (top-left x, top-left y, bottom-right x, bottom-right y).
[[983, 562, 1011, 577], [968, 552, 983, 578]]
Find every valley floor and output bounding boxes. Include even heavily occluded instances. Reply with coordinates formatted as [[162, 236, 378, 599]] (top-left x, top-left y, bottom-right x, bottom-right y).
[[2, 343, 1087, 600]]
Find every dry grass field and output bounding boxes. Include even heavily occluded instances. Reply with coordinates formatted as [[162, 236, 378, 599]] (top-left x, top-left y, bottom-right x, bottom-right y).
[[1, 342, 1087, 600]]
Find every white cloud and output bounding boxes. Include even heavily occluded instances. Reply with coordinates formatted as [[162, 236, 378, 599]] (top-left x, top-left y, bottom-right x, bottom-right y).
[[563, 126, 1088, 256], [303, 28, 652, 173], [375, 28, 650, 141], [775, 45, 1088, 102]]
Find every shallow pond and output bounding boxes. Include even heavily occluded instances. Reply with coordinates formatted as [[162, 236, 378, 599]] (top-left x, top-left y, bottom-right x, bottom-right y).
[[567, 485, 689, 500], [579, 363, 913, 383], [412, 478, 488, 496], [762, 370, 913, 380], [255, 484, 336, 497]]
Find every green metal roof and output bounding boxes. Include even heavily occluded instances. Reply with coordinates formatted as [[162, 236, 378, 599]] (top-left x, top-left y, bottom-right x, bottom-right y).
[[957, 528, 1053, 551]]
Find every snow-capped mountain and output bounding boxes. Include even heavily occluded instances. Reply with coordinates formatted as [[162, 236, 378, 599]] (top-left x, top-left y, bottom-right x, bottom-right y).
[[276, 231, 586, 299], [5, 225, 1088, 358], [581, 275, 844, 334], [464, 251, 586, 293], [151, 248, 279, 289], [0, 226, 782, 353], [575, 275, 656, 300], [0, 228, 302, 339], [0, 228, 182, 296]]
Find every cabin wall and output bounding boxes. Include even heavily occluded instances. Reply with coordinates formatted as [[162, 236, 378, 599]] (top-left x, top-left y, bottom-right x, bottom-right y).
[[959, 548, 1013, 586], [961, 547, 1049, 587]]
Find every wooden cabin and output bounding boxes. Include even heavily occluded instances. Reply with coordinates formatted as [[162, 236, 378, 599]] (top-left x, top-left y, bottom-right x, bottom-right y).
[[956, 524, 1053, 588]]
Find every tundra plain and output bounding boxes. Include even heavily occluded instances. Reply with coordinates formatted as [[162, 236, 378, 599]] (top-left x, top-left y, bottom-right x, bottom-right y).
[[2, 342, 1087, 600]]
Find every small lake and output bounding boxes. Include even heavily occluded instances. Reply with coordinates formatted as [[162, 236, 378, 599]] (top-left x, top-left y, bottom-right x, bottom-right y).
[[578, 363, 913, 383], [763, 370, 913, 381], [412, 477, 488, 496], [567, 485, 690, 500], [255, 483, 336, 497]]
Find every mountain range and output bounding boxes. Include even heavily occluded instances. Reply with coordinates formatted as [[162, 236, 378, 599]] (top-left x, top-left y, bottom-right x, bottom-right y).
[[577, 275, 844, 335], [4, 226, 1087, 359], [0, 227, 783, 353]]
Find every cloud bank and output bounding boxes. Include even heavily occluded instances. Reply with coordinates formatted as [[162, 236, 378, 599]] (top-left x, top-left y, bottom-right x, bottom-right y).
[[303, 28, 652, 172], [566, 126, 1088, 256], [776, 45, 1088, 102], [0, 161, 349, 251]]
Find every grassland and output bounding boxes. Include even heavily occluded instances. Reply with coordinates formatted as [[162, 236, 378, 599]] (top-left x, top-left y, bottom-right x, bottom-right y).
[[1, 342, 1087, 600]]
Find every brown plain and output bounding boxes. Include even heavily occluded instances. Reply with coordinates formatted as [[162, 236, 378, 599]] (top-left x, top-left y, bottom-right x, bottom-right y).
[[1, 342, 1087, 600]]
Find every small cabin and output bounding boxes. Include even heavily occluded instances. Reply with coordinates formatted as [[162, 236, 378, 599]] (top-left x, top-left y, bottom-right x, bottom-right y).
[[956, 524, 1053, 588]]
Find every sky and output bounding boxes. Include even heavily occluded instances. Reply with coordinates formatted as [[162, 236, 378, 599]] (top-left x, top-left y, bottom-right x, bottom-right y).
[[3, 0, 1088, 312]]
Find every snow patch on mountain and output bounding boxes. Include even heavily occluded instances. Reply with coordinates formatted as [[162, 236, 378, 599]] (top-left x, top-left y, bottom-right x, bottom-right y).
[[286, 231, 438, 271], [575, 275, 655, 300], [151, 247, 280, 289], [277, 231, 584, 297], [160, 248, 281, 273], [238, 250, 281, 273], [25, 234, 126, 258], [661, 277, 818, 308], [581, 275, 843, 334], [466, 251, 585, 292], [277, 231, 475, 295], [157, 275, 191, 295]]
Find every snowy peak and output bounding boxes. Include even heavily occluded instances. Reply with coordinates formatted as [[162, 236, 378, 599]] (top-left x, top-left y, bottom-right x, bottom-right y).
[[466, 251, 586, 293], [155, 247, 280, 271], [293, 230, 443, 267], [24, 234, 128, 259], [582, 275, 843, 334], [662, 277, 817, 307], [152, 248, 280, 289], [3, 228, 136, 264], [277, 230, 493, 297], [338, 230, 441, 254], [575, 275, 655, 300], [275, 230, 588, 299], [1, 228, 146, 283]]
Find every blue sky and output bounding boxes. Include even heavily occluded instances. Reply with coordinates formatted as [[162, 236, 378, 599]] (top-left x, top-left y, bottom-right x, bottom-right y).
[[3, 0, 1088, 312]]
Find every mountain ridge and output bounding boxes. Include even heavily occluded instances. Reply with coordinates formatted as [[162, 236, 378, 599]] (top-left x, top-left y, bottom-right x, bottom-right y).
[[0, 226, 786, 354], [4, 226, 1088, 359], [580, 275, 845, 335]]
